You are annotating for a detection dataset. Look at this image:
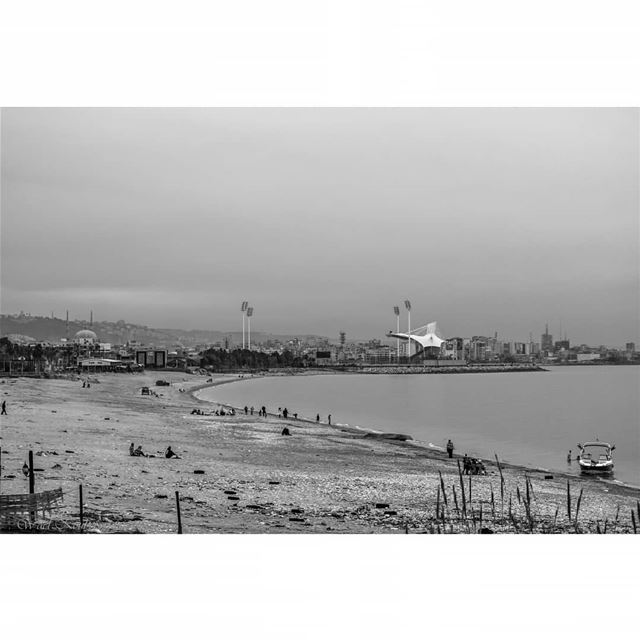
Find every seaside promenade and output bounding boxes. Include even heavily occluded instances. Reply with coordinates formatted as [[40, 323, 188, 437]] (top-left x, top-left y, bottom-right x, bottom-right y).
[[1, 371, 638, 533]]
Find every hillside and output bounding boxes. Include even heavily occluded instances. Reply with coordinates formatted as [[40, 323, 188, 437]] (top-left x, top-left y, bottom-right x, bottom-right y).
[[0, 314, 335, 347]]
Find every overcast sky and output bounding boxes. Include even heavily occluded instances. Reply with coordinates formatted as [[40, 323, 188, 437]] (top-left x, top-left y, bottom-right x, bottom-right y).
[[1, 108, 638, 345]]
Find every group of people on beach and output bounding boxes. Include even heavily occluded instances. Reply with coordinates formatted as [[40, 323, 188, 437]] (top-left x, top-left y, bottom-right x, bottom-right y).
[[190, 407, 236, 416], [462, 453, 487, 475], [129, 443, 180, 459]]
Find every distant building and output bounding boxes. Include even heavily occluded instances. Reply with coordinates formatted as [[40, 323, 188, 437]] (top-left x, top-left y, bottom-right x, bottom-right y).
[[577, 353, 601, 362], [315, 350, 334, 365], [135, 349, 168, 368], [74, 329, 98, 346], [541, 324, 553, 353], [626, 342, 636, 352], [555, 340, 570, 351]]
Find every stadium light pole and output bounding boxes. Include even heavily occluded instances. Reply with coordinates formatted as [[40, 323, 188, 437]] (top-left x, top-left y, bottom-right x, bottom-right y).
[[247, 307, 254, 350], [241, 301, 248, 349], [404, 300, 411, 362], [393, 306, 400, 363]]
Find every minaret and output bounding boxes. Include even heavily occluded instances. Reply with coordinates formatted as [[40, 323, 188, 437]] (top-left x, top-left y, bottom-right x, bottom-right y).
[[90, 310, 93, 327], [66, 310, 69, 341]]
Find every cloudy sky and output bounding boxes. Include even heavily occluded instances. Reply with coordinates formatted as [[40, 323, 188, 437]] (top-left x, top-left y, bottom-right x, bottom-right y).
[[1, 108, 638, 345]]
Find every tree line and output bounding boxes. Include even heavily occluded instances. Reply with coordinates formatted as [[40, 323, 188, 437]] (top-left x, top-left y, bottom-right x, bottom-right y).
[[200, 347, 310, 371]]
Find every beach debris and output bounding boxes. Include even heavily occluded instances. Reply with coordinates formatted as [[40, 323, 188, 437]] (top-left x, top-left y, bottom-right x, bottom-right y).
[[268, 481, 281, 485], [544, 475, 554, 479], [375, 503, 390, 509], [290, 508, 304, 514], [65, 450, 75, 454], [227, 496, 240, 501], [224, 490, 237, 495], [154, 493, 169, 499], [384, 510, 397, 516], [193, 469, 205, 474], [289, 517, 305, 522], [52, 463, 62, 469]]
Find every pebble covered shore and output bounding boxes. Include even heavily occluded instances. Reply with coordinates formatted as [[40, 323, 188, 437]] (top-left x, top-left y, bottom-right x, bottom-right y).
[[1, 370, 638, 534]]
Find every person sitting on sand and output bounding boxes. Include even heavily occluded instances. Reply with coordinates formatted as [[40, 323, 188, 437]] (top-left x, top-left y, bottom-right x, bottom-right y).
[[283, 408, 288, 419], [281, 427, 291, 436], [165, 446, 180, 459], [133, 445, 146, 457], [129, 442, 135, 456]]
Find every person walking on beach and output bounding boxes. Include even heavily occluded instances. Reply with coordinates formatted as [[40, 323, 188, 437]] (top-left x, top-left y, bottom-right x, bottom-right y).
[[446, 439, 454, 459], [567, 449, 572, 464], [129, 442, 135, 456], [328, 414, 331, 425], [283, 408, 288, 419], [1, 400, 6, 415], [250, 406, 254, 415], [244, 406, 248, 415], [261, 406, 267, 417], [316, 414, 320, 423], [463, 453, 470, 474]]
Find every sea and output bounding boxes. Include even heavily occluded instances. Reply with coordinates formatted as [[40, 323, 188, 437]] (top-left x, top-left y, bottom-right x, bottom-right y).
[[197, 365, 640, 487]]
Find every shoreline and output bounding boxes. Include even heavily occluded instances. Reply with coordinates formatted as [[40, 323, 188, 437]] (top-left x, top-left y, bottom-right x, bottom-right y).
[[191, 371, 640, 493], [1, 371, 638, 533]]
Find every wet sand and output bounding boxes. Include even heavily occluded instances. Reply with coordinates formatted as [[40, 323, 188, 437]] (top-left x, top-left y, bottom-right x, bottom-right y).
[[1, 371, 638, 533]]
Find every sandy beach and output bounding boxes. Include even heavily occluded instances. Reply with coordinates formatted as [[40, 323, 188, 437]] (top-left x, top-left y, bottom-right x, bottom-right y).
[[1, 371, 638, 534]]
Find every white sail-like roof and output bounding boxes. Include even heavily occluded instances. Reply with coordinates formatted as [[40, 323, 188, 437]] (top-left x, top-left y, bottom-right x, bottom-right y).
[[386, 321, 446, 348]]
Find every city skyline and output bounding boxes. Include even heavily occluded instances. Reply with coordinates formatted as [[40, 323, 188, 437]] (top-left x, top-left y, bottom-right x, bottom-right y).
[[1, 108, 638, 345], [0, 308, 634, 349]]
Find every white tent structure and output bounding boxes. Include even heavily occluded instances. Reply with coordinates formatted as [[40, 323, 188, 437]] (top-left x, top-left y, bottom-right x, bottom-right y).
[[386, 321, 446, 354]]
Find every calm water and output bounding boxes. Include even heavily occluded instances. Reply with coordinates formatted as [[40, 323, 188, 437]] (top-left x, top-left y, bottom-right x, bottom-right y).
[[198, 366, 640, 486]]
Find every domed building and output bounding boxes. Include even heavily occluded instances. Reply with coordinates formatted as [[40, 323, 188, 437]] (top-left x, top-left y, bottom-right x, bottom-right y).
[[74, 329, 98, 346]]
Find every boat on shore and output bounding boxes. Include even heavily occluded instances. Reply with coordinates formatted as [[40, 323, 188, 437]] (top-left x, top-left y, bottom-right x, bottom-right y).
[[577, 441, 615, 474]]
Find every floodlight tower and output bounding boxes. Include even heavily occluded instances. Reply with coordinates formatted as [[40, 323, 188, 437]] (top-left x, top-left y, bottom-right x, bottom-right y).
[[404, 300, 412, 360], [393, 306, 400, 362], [241, 301, 248, 348], [247, 307, 254, 350]]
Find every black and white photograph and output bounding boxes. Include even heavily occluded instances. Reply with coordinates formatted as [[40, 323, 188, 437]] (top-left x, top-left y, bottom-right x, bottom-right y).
[[1, 3, 639, 639], [2, 107, 637, 535]]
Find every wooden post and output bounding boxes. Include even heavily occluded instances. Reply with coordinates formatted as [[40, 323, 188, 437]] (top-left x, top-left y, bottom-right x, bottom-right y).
[[457, 460, 466, 519], [79, 484, 84, 531], [566, 480, 571, 521], [632, 510, 637, 534], [574, 487, 584, 532], [438, 471, 448, 506], [0, 445, 2, 493], [175, 490, 183, 534], [28, 450, 35, 523], [28, 450, 35, 493]]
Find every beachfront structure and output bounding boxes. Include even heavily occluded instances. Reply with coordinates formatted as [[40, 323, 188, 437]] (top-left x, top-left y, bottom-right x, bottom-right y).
[[386, 321, 446, 360]]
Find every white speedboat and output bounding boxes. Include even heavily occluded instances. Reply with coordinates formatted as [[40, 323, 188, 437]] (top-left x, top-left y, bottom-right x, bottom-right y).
[[577, 441, 615, 474]]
